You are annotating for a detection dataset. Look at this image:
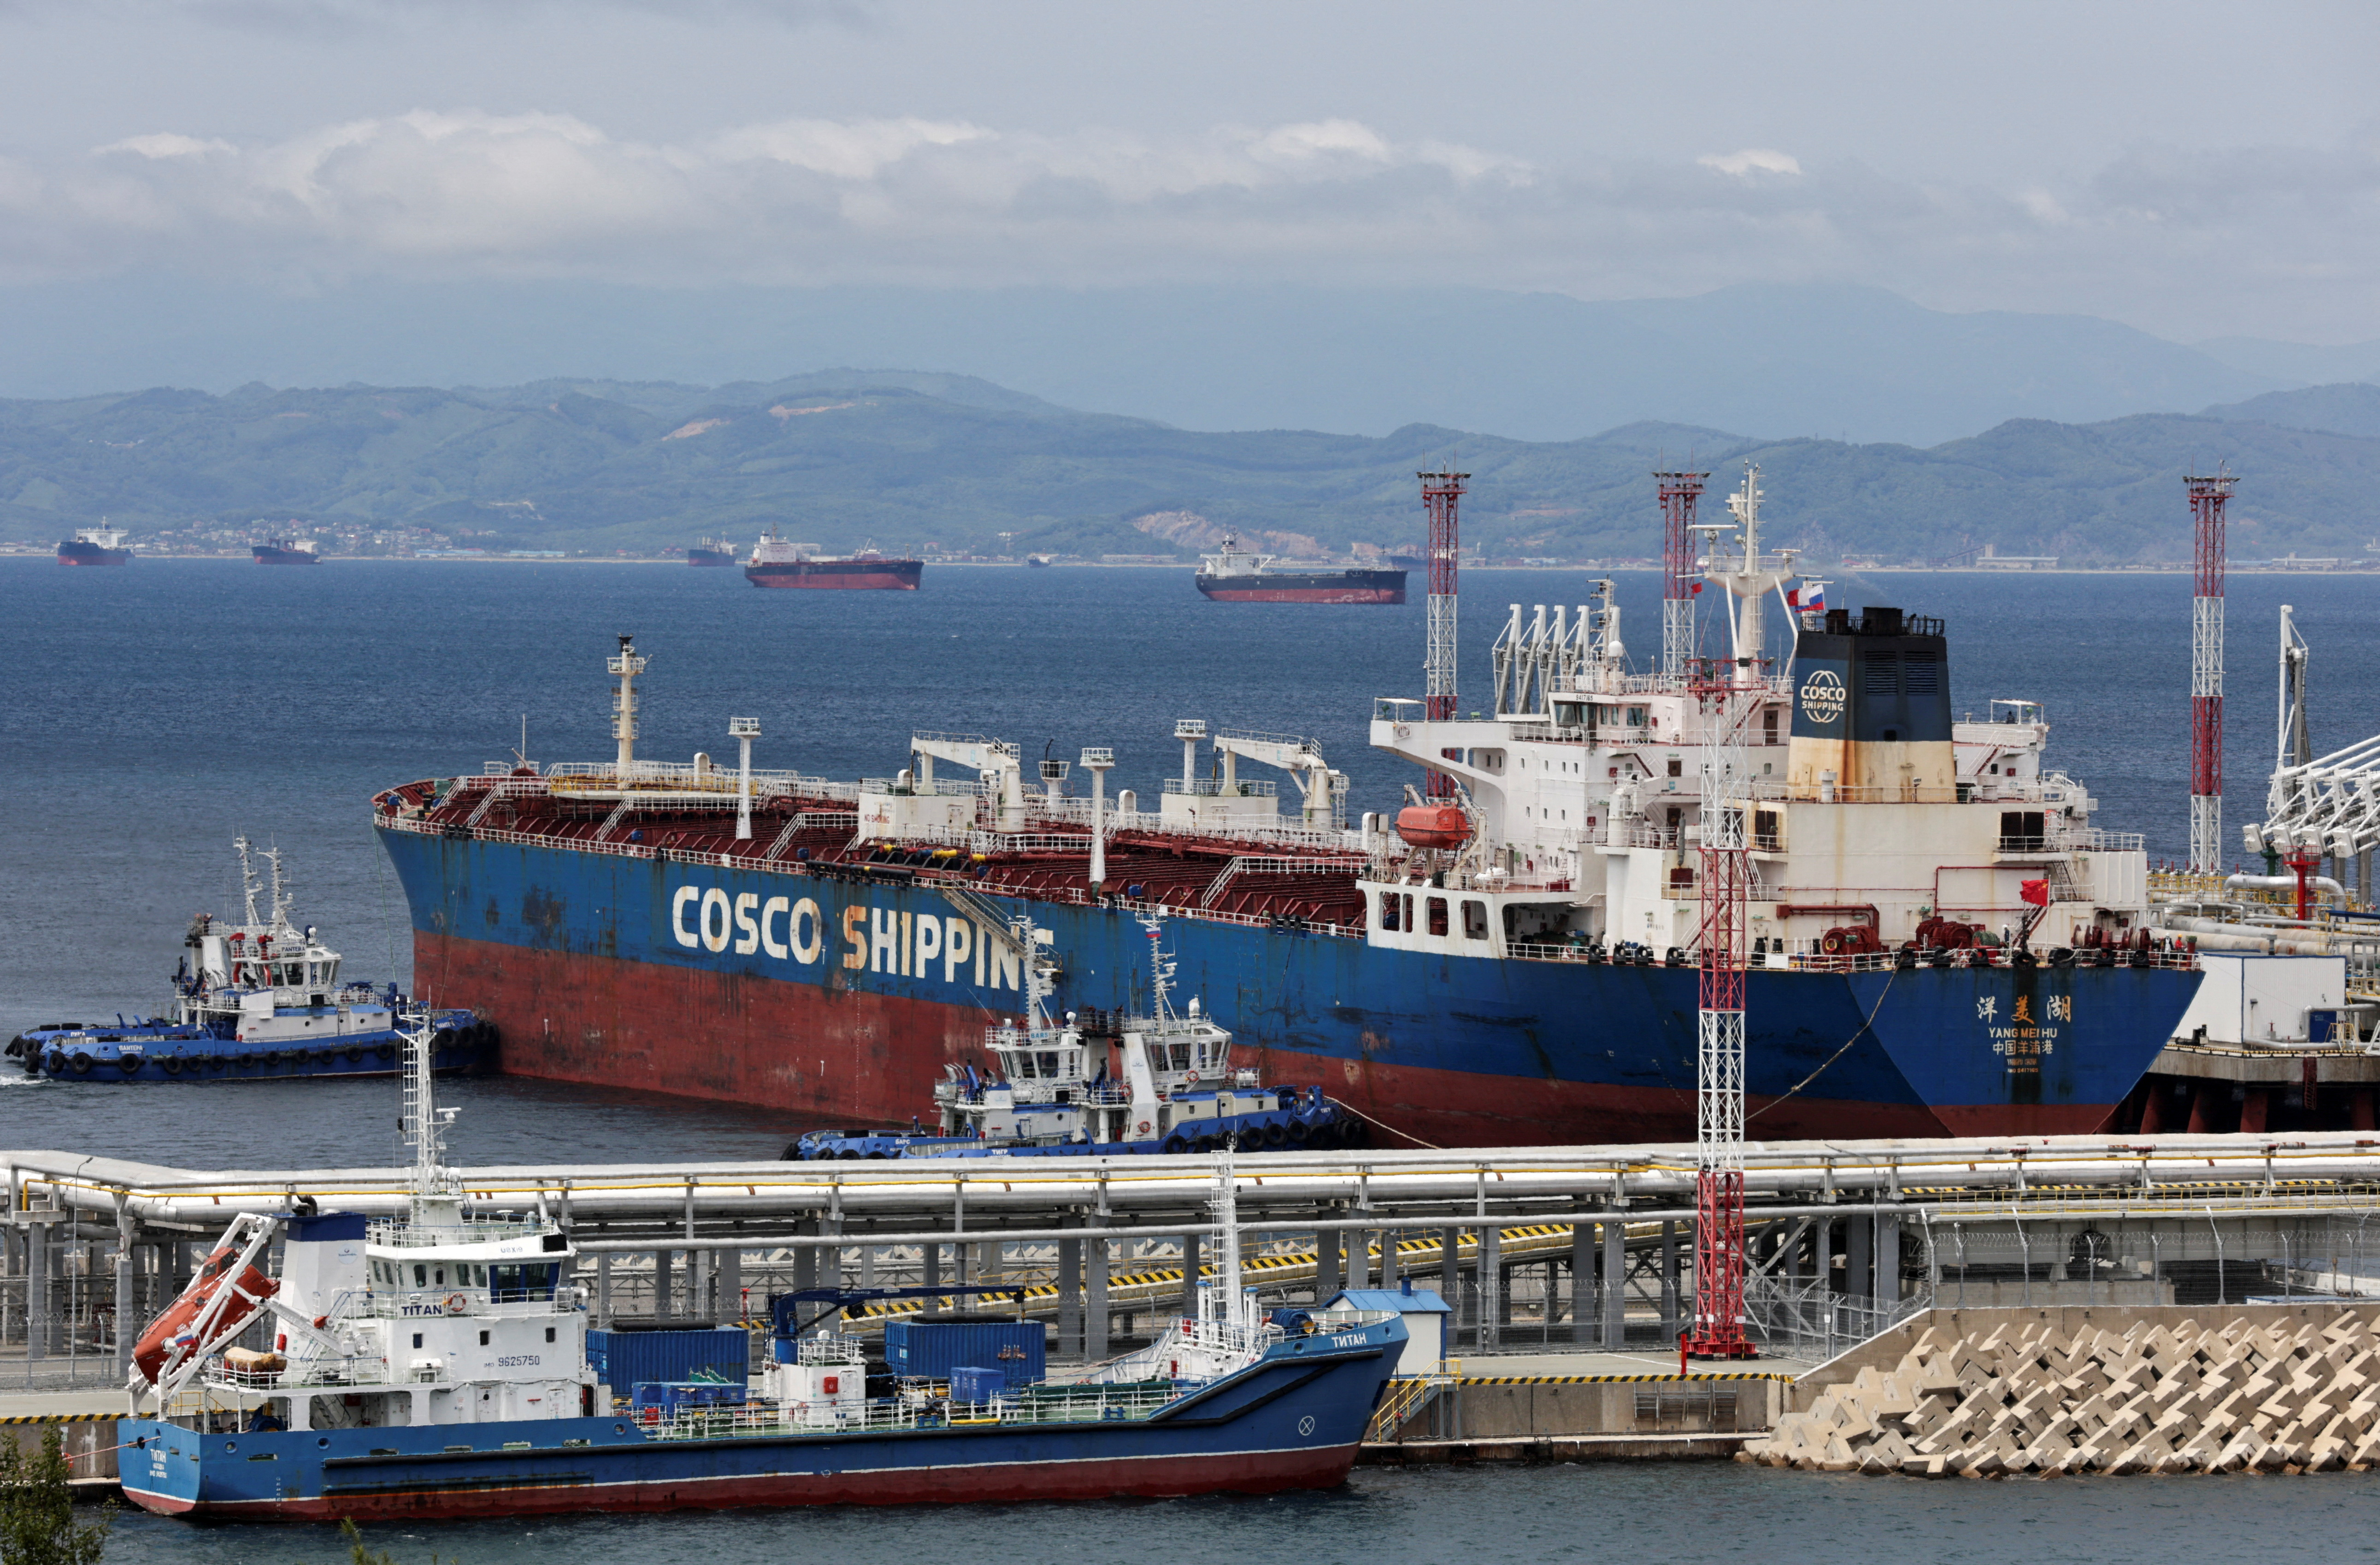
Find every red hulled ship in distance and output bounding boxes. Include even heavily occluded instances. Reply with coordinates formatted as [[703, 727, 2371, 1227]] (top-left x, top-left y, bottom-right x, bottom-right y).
[[1193, 537, 1404, 603], [57, 526, 132, 565], [745, 528, 923, 590]]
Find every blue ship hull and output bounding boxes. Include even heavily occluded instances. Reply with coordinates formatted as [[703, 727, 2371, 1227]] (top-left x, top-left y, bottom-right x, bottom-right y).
[[8, 1010, 489, 1084], [118, 1321, 1401, 1519], [379, 827, 2201, 1145]]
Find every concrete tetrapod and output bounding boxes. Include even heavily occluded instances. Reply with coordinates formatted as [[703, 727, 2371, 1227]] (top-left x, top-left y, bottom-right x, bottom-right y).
[[1744, 1311, 2380, 1476]]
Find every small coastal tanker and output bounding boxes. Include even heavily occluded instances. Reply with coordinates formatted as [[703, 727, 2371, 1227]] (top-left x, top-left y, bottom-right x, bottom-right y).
[[116, 1028, 1401, 1520]]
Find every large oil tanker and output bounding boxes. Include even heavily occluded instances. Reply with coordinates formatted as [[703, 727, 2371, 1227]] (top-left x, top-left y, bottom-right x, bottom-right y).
[[746, 528, 922, 590], [58, 526, 132, 565], [1195, 538, 1405, 603], [377, 473, 2201, 1146]]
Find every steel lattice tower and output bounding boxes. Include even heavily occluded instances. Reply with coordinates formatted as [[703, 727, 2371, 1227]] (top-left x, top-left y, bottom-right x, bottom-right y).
[[2186, 470, 2234, 874], [1656, 471, 1708, 678], [1686, 661, 1757, 1360], [1420, 469, 1470, 798]]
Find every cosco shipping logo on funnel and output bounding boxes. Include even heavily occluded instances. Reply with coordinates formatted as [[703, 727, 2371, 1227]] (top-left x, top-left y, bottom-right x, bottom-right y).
[[1799, 669, 1847, 726]]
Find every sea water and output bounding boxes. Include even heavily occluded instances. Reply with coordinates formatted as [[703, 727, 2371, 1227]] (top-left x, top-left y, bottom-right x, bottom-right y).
[[7, 556, 2380, 1559], [3, 558, 2375, 1165], [100, 1459, 2380, 1564]]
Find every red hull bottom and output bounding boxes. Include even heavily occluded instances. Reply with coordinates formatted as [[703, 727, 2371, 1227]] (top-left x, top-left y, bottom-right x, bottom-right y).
[[415, 933, 2107, 1145], [130, 1444, 1358, 1521], [748, 576, 919, 590], [1197, 588, 1404, 603]]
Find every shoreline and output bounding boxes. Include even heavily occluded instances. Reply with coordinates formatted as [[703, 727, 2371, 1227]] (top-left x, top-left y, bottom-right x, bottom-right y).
[[3, 554, 2373, 575]]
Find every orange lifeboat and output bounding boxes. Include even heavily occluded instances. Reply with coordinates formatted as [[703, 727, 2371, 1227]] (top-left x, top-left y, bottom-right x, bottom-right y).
[[1395, 803, 1472, 850], [132, 1233, 278, 1385]]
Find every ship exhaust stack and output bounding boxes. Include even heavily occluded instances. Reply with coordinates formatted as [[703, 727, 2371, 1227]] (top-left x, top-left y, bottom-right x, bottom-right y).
[[2187, 468, 2234, 875], [1419, 468, 1469, 798], [1786, 607, 1954, 802]]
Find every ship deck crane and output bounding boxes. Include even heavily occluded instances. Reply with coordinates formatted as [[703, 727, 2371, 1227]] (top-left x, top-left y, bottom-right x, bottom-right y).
[[910, 732, 1027, 832], [1211, 729, 1344, 830]]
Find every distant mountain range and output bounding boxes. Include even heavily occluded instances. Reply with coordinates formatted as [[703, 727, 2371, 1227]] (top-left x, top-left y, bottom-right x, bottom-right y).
[[0, 278, 2316, 447], [6, 368, 2378, 564]]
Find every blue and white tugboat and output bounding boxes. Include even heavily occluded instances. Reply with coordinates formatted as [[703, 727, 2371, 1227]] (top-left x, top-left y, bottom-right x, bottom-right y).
[[786, 917, 1359, 1160], [6, 838, 488, 1083], [116, 1019, 1404, 1518]]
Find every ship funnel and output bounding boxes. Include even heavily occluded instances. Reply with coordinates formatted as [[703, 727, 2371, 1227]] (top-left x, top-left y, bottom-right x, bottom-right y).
[[1786, 606, 1953, 802]]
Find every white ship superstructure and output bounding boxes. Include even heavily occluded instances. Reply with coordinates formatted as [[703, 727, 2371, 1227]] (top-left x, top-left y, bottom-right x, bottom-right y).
[[129, 1008, 589, 1433], [1365, 469, 2154, 966]]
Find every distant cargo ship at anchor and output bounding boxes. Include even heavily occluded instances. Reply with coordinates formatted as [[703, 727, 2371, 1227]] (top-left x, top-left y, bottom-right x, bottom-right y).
[[746, 528, 923, 590], [1194, 537, 1405, 603], [253, 538, 321, 565], [58, 526, 132, 566]]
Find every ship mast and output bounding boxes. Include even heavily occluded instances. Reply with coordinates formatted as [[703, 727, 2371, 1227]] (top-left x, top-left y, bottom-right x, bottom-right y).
[[235, 835, 262, 927], [401, 1007, 463, 1223], [1208, 1149, 1245, 1337], [1704, 465, 1798, 666], [1014, 915, 1059, 1034], [264, 845, 292, 933], [1140, 916, 1178, 1022]]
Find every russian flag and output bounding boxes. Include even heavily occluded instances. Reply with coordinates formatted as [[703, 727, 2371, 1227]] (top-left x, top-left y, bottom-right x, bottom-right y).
[[1802, 582, 1825, 615]]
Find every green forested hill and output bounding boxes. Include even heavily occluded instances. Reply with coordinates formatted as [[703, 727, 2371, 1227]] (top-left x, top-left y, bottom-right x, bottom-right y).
[[3, 372, 2374, 563]]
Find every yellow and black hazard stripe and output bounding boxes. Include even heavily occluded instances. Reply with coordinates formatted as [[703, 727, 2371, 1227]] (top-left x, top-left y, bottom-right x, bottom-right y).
[[1455, 1371, 1795, 1385]]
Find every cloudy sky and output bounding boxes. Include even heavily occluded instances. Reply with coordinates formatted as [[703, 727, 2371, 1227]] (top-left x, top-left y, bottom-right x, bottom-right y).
[[1, 0, 2375, 348]]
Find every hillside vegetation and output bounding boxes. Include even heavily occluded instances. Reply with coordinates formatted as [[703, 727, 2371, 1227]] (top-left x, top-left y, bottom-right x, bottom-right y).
[[4, 372, 2375, 563]]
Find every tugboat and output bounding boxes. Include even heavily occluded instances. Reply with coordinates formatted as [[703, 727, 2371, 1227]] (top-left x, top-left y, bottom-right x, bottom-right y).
[[5, 839, 487, 1083], [252, 538, 321, 565], [1193, 537, 1404, 603], [785, 919, 1360, 1159], [114, 1025, 1405, 1519], [745, 528, 924, 590], [57, 526, 132, 566]]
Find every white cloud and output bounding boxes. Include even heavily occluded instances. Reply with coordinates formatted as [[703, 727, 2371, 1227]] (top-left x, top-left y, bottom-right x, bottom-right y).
[[96, 133, 236, 159], [1698, 148, 1802, 178], [711, 117, 991, 180], [5, 110, 2380, 339]]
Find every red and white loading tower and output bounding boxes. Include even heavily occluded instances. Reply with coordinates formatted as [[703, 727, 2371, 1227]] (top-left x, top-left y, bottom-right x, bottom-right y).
[[2186, 469, 2234, 874], [1685, 649, 1759, 1359], [1656, 471, 1708, 678], [1420, 469, 1470, 797]]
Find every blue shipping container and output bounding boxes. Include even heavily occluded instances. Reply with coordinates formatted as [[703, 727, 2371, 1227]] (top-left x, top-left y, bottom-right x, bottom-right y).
[[630, 1381, 749, 1415], [949, 1366, 1006, 1404], [589, 1329, 748, 1389], [884, 1319, 1047, 1389]]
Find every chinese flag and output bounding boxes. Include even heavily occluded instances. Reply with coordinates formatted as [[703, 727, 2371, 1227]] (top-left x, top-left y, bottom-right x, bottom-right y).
[[2020, 879, 2049, 907]]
